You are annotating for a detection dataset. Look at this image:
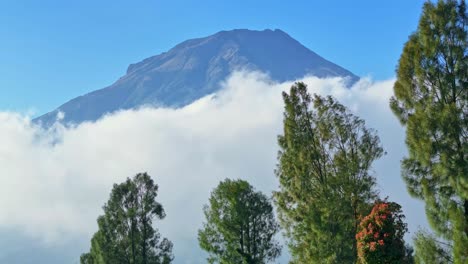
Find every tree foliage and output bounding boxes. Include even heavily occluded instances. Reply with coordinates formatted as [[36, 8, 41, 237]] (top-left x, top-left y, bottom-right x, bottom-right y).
[[413, 230, 453, 264], [389, 0, 467, 262], [198, 179, 281, 264], [356, 201, 413, 264], [80, 173, 173, 264], [275, 82, 384, 263]]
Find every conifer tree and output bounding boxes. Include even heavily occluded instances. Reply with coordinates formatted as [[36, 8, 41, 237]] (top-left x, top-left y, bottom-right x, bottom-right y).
[[390, 1, 467, 262], [413, 230, 453, 264], [275, 83, 384, 263]]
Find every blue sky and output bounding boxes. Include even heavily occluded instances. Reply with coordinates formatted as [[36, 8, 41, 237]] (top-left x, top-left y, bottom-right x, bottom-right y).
[[0, 0, 425, 114]]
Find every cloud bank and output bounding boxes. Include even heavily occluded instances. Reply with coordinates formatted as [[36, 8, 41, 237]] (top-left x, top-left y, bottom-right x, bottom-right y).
[[0, 72, 427, 263]]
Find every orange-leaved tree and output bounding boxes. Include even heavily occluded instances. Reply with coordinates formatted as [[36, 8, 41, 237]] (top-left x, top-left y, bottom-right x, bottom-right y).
[[356, 201, 413, 264]]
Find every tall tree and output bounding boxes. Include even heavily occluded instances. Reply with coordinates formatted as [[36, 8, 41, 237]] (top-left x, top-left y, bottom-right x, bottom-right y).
[[198, 179, 281, 264], [275, 83, 384, 263], [389, 0, 467, 262], [80, 173, 173, 264], [356, 201, 413, 264]]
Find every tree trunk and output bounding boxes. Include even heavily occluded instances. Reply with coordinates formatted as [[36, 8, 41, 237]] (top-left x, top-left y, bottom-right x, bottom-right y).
[[131, 219, 136, 264], [464, 199, 468, 237], [142, 217, 147, 264]]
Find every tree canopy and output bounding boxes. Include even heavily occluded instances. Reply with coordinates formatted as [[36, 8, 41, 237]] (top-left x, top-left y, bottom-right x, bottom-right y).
[[198, 179, 281, 264], [275, 83, 384, 263], [80, 173, 173, 264], [390, 0, 467, 262], [413, 230, 453, 264], [356, 201, 413, 264]]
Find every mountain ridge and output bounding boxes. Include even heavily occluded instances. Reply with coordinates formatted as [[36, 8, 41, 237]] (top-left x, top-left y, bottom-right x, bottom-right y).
[[35, 29, 358, 126]]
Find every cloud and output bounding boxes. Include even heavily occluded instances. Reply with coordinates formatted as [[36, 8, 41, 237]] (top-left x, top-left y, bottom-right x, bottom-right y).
[[0, 71, 428, 263]]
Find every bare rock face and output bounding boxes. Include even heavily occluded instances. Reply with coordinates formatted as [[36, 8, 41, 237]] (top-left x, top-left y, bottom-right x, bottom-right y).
[[35, 29, 358, 126]]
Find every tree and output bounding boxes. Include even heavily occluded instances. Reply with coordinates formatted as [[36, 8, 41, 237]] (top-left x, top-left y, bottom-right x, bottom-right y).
[[356, 201, 413, 264], [274, 83, 384, 263], [389, 0, 467, 262], [413, 230, 453, 264], [80, 173, 173, 264], [198, 179, 281, 264]]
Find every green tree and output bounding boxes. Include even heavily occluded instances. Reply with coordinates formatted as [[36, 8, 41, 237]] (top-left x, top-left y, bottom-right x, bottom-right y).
[[198, 179, 281, 264], [413, 230, 453, 264], [80, 173, 173, 264], [275, 83, 384, 263], [356, 201, 413, 264], [389, 0, 467, 262]]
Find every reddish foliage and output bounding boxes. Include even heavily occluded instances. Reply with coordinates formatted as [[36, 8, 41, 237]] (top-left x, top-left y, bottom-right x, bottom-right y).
[[356, 201, 408, 263]]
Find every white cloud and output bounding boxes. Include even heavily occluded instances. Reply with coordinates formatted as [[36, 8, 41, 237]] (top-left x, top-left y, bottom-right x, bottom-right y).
[[0, 71, 428, 263]]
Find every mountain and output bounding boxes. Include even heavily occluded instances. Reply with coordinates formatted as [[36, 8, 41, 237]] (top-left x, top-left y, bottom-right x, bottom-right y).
[[35, 29, 358, 126]]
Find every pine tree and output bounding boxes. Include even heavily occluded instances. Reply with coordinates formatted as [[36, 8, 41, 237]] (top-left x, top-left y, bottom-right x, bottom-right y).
[[389, 1, 467, 262], [80, 173, 173, 264], [198, 179, 281, 264], [275, 83, 384, 263], [413, 230, 453, 264]]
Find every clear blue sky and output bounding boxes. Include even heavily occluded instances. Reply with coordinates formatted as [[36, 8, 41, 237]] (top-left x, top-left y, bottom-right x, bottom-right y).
[[0, 0, 426, 114]]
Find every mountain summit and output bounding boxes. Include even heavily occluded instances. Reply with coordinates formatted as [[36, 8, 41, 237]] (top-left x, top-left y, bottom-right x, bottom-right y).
[[36, 29, 358, 125]]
